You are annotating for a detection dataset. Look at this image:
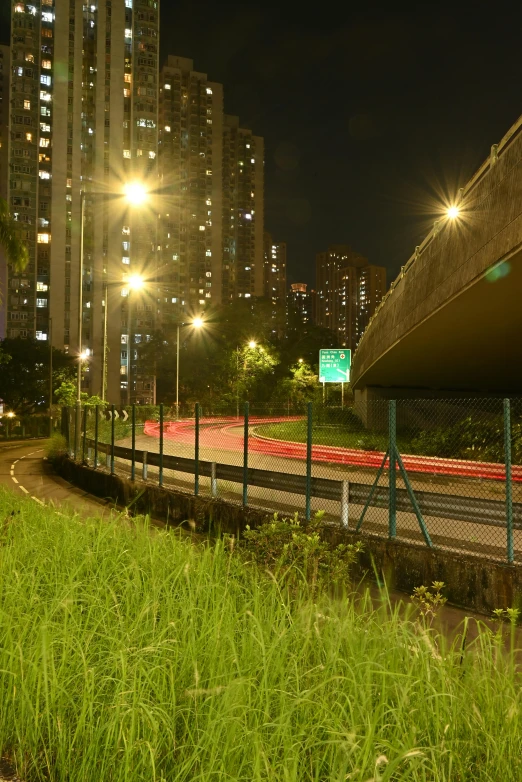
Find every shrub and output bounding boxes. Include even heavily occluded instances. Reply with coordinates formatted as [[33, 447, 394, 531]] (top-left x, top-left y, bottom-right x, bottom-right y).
[[241, 511, 363, 594]]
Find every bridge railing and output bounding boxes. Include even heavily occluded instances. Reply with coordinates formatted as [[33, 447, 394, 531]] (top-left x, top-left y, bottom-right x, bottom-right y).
[[61, 397, 522, 565], [355, 112, 522, 355]]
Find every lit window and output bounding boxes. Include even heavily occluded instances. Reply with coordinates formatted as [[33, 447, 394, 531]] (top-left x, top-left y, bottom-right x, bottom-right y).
[[164, 125, 170, 132], [24, 100, 30, 110], [41, 60, 52, 70], [37, 233, 50, 243], [136, 149, 143, 156], [206, 198, 212, 206], [251, 158, 255, 164], [164, 83, 171, 90], [148, 150, 155, 159], [40, 75, 51, 86], [37, 282, 48, 291], [171, 297, 177, 304], [199, 226, 205, 231], [199, 299, 205, 305], [205, 250, 212, 257], [246, 143, 250, 149], [125, 28, 132, 38], [36, 298, 47, 307], [122, 256, 130, 265], [66, 178, 72, 187], [206, 87, 213, 95], [122, 241, 130, 251], [206, 169, 212, 175], [39, 171, 51, 179], [123, 88, 131, 97], [124, 73, 131, 83], [122, 226, 130, 235], [244, 213, 252, 221], [39, 138, 50, 147], [121, 288, 129, 297], [42, 11, 53, 22], [36, 332, 47, 341], [125, 0, 132, 7], [14, 3, 24, 12], [25, 132, 32, 142], [40, 92, 52, 102], [123, 149, 131, 158]]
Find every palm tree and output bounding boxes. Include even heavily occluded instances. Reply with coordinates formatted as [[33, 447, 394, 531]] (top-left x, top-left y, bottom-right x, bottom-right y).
[[0, 197, 29, 282]]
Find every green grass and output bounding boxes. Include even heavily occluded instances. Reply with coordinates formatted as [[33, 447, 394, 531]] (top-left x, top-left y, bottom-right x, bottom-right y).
[[0, 487, 521, 780], [254, 420, 393, 451]]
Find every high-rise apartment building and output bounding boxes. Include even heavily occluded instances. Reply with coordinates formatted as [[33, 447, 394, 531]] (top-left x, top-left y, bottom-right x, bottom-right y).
[[222, 114, 264, 302], [0, 44, 11, 336], [263, 232, 286, 306], [157, 56, 223, 323], [287, 282, 310, 333], [357, 264, 386, 335], [315, 245, 386, 351], [1, 0, 160, 405]]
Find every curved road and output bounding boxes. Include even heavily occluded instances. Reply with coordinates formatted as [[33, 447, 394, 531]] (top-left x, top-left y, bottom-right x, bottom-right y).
[[0, 440, 115, 517]]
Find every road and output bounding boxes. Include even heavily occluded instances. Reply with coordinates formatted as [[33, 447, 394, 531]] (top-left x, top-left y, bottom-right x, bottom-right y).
[[0, 440, 116, 517], [106, 419, 522, 563]]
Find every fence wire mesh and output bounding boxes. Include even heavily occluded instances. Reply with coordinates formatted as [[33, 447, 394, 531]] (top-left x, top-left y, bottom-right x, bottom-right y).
[[63, 397, 522, 565]]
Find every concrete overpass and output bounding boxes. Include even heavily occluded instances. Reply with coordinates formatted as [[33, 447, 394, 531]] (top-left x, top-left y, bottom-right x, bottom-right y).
[[351, 114, 522, 402]]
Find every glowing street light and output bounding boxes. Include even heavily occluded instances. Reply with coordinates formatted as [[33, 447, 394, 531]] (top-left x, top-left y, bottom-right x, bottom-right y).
[[127, 274, 144, 291], [298, 358, 304, 364], [123, 181, 148, 206], [79, 350, 89, 361], [192, 317, 204, 329], [447, 205, 460, 219], [248, 340, 257, 349]]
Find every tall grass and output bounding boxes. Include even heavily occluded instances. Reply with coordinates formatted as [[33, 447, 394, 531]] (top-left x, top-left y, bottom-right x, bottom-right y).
[[0, 486, 520, 781]]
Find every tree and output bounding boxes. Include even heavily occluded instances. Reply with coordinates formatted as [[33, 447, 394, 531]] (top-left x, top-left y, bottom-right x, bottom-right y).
[[0, 198, 29, 301], [0, 338, 75, 414], [54, 381, 104, 408]]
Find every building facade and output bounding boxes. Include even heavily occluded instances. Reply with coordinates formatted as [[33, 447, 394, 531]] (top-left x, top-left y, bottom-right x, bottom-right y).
[[1, 0, 160, 405], [0, 44, 11, 335], [287, 282, 310, 332], [315, 245, 386, 351], [157, 56, 223, 325], [263, 232, 286, 306], [221, 114, 264, 302]]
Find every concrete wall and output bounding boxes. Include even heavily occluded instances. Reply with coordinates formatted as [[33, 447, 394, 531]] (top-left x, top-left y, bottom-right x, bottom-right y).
[[55, 457, 522, 616], [352, 116, 522, 397]]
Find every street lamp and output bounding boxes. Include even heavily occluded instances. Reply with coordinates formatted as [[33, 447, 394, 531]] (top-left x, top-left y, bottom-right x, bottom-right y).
[[75, 182, 149, 453], [175, 316, 204, 419], [447, 205, 460, 219], [236, 340, 261, 418]]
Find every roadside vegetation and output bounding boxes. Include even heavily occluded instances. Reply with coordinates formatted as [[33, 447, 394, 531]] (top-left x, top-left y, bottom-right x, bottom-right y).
[[255, 409, 522, 463], [0, 488, 521, 780]]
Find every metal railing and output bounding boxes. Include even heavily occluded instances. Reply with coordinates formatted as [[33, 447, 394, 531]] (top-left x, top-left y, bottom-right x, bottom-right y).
[[62, 397, 522, 565]]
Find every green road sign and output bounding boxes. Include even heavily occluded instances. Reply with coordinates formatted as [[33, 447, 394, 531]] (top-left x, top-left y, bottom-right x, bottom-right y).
[[319, 349, 351, 383]]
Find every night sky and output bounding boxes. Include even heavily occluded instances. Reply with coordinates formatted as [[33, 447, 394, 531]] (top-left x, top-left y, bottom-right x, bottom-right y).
[[2, 1, 521, 287]]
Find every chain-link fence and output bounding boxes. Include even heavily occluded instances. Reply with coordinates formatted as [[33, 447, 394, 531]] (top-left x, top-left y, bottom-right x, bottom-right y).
[[0, 415, 52, 441], [62, 398, 522, 565]]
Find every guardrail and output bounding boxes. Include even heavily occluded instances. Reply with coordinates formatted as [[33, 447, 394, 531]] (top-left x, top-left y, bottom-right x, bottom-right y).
[[86, 438, 522, 543]]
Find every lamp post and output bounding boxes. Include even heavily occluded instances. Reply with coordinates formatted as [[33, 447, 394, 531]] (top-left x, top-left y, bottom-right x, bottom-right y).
[[236, 340, 258, 419], [175, 316, 203, 420]]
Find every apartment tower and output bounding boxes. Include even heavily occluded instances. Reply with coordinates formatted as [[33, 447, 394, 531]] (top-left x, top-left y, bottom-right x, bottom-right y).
[[2, 0, 160, 405], [222, 114, 264, 302], [157, 56, 223, 325], [315, 245, 386, 352]]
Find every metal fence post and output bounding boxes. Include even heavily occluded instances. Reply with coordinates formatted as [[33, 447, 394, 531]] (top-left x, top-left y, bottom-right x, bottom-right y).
[[82, 406, 87, 463], [305, 402, 313, 522], [504, 398, 514, 564], [243, 402, 249, 507], [74, 401, 80, 461], [94, 406, 99, 469], [389, 400, 397, 539], [142, 451, 148, 480], [341, 480, 349, 528], [211, 462, 217, 498], [110, 404, 115, 475], [194, 403, 200, 496], [131, 404, 136, 481], [159, 403, 164, 487]]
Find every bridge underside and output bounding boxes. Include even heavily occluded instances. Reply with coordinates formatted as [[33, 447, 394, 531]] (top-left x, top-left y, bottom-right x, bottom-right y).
[[354, 248, 522, 397]]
